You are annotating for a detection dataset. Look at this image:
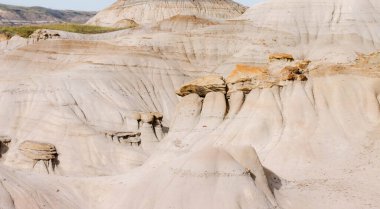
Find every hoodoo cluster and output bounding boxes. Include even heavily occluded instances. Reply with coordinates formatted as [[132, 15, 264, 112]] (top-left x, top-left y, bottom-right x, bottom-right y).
[[177, 53, 310, 98], [105, 111, 165, 153]]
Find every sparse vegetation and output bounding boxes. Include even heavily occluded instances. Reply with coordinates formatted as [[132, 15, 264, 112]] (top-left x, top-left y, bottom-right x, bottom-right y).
[[0, 23, 127, 38]]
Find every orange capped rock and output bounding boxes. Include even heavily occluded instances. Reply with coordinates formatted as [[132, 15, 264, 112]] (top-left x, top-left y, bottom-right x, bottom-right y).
[[269, 53, 294, 62], [226, 65, 275, 96], [280, 66, 308, 81], [176, 75, 226, 97], [226, 64, 268, 84]]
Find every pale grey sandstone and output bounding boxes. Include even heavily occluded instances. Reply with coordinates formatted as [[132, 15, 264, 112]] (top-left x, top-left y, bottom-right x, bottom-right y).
[[0, 0, 379, 209]]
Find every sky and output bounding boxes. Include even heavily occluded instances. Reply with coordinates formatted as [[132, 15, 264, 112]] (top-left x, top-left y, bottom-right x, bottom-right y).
[[0, 0, 264, 11]]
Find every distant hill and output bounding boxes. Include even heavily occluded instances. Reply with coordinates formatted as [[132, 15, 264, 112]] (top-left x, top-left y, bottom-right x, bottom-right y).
[[0, 3, 96, 26]]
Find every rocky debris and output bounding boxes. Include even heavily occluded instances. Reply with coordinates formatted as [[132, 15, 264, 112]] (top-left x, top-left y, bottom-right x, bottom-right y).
[[226, 64, 275, 96], [280, 66, 308, 81], [30, 29, 61, 42], [176, 75, 226, 97], [19, 140, 58, 173], [106, 132, 141, 146], [0, 136, 12, 158], [269, 53, 294, 62]]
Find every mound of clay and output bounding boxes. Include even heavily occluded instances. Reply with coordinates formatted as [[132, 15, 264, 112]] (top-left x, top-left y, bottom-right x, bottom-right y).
[[87, 0, 247, 26]]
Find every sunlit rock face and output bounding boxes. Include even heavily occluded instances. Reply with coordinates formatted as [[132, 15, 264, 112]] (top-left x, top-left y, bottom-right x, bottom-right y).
[[0, 0, 380, 209], [86, 0, 247, 26]]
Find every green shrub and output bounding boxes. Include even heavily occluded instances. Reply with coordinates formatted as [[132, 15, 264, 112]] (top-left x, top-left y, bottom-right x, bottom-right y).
[[0, 23, 128, 38]]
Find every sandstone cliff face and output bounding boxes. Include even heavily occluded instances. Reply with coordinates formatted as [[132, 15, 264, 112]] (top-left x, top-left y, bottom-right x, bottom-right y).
[[86, 0, 247, 26], [0, 0, 379, 209]]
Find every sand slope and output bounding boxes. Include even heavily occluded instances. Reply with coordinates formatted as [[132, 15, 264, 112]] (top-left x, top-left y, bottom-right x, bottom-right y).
[[0, 0, 380, 209]]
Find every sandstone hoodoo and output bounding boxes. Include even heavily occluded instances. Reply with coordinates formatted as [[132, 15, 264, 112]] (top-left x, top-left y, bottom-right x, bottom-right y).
[[226, 64, 275, 96], [18, 141, 58, 173], [86, 0, 247, 26], [178, 62, 311, 99], [280, 66, 308, 81], [176, 75, 227, 97], [106, 132, 141, 146]]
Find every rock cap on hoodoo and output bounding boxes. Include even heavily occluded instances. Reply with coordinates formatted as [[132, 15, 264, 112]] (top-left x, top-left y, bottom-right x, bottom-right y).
[[226, 64, 269, 84], [226, 65, 275, 96], [176, 75, 226, 97], [19, 141, 57, 161], [269, 53, 294, 62]]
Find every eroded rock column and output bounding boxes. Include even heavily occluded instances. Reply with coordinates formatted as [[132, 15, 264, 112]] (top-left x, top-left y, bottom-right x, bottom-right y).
[[18, 141, 58, 174]]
